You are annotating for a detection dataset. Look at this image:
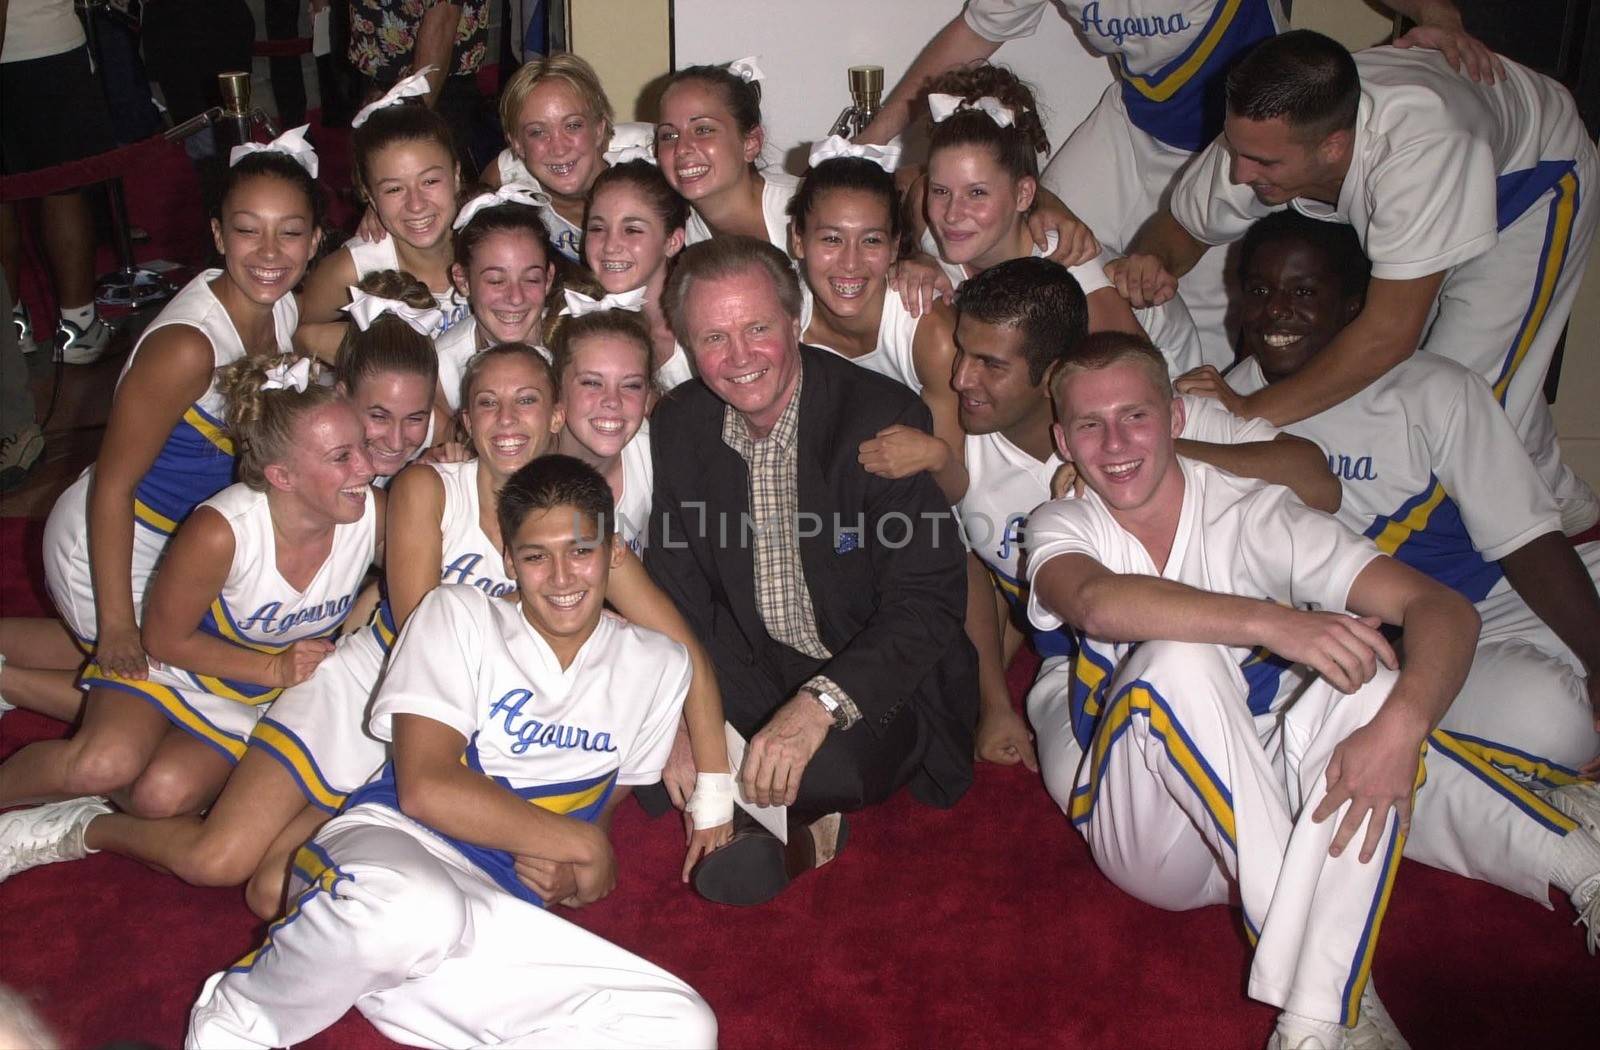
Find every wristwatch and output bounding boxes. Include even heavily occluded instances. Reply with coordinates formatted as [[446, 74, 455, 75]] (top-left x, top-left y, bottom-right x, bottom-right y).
[[809, 688, 849, 730]]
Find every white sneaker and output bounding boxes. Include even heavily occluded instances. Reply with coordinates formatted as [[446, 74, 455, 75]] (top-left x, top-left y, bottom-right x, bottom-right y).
[[0, 796, 111, 883], [1574, 874, 1600, 956], [1268, 1013, 1348, 1050], [12, 303, 41, 354], [55, 316, 112, 364], [1546, 781, 1600, 838], [1348, 985, 1410, 1049]]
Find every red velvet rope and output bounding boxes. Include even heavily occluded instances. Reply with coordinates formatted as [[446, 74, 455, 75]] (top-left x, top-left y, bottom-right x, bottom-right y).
[[0, 133, 178, 201], [253, 37, 313, 58]]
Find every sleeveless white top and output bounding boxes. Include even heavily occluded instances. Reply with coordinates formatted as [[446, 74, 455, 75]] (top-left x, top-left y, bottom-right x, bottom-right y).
[[802, 285, 923, 393], [180, 482, 378, 702], [615, 421, 654, 555], [685, 169, 800, 252], [432, 459, 516, 598], [923, 228, 1113, 297], [433, 317, 553, 412], [345, 235, 470, 333]]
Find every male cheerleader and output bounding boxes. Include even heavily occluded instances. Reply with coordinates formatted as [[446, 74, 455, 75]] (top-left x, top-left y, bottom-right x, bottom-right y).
[[950, 257, 1338, 786], [1025, 333, 1600, 1047], [1118, 31, 1600, 534], [1179, 210, 1600, 780], [861, 1, 1495, 363], [187, 455, 716, 1049]]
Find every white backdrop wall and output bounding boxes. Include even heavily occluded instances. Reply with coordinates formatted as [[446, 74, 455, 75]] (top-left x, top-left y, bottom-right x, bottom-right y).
[[671, 1, 1117, 173]]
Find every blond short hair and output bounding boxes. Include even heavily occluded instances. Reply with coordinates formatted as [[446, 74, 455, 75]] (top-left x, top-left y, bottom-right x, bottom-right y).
[[499, 53, 615, 145], [1048, 331, 1172, 421]]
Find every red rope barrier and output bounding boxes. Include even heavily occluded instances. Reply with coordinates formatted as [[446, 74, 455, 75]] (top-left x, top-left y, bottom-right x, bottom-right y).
[[253, 37, 313, 58], [0, 133, 180, 201]]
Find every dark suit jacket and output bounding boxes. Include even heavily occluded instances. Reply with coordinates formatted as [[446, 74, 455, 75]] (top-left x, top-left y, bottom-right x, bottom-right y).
[[645, 345, 978, 808]]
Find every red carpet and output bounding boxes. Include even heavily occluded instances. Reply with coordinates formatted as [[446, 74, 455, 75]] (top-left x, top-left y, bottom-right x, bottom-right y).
[[0, 518, 1596, 1048]]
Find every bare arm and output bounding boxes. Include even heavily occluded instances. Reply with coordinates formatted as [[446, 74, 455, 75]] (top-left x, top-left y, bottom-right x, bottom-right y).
[[913, 301, 970, 502], [294, 250, 360, 361], [1386, 0, 1505, 82], [607, 550, 732, 779], [383, 464, 447, 628], [857, 15, 1001, 144], [393, 714, 615, 902], [1085, 287, 1147, 338], [1309, 554, 1479, 860], [1238, 273, 1445, 427], [413, 2, 464, 105], [86, 326, 215, 678], [1176, 434, 1342, 514], [1110, 210, 1210, 307], [140, 508, 332, 688], [1499, 532, 1600, 680], [1032, 551, 1400, 695]]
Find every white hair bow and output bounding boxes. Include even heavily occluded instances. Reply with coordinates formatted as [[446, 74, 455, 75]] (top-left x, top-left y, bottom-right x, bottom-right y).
[[808, 135, 902, 173], [351, 67, 436, 129], [343, 289, 446, 337], [261, 355, 313, 393], [453, 184, 552, 230], [726, 56, 765, 84], [604, 122, 657, 166], [560, 287, 648, 318], [229, 124, 320, 178], [928, 93, 1015, 129]]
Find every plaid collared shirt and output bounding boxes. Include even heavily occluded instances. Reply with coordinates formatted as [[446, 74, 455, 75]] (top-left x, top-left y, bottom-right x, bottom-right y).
[[721, 375, 861, 729]]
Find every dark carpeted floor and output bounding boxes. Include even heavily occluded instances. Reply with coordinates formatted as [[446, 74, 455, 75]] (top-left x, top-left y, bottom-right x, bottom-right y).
[[2, 518, 1597, 1049]]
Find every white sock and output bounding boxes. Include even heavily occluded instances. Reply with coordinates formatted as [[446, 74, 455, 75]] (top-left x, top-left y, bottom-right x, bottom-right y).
[[1549, 827, 1600, 901], [60, 303, 94, 330]]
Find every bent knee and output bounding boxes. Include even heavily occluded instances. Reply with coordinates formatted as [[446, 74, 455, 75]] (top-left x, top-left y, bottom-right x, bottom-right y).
[[340, 859, 468, 969], [1114, 640, 1245, 713], [170, 832, 267, 889], [60, 741, 148, 797], [647, 989, 718, 1050], [125, 763, 219, 819]]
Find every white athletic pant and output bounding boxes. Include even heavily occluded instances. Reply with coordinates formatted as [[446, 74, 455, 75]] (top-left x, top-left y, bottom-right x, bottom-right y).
[[1440, 541, 1600, 781], [187, 805, 717, 1050], [1420, 149, 1600, 535], [1030, 640, 1577, 1026], [1040, 84, 1235, 371]]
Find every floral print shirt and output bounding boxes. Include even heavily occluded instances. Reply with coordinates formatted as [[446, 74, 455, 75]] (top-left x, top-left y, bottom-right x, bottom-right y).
[[348, 0, 490, 80]]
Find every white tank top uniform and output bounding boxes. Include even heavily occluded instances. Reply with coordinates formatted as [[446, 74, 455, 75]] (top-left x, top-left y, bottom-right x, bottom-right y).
[[1229, 352, 1600, 777], [654, 344, 695, 392], [258, 459, 512, 808], [614, 421, 654, 555], [1022, 457, 1582, 1029], [433, 316, 553, 413], [43, 270, 298, 647], [82, 484, 376, 764], [345, 236, 470, 334], [802, 285, 923, 393], [685, 169, 799, 252], [188, 589, 711, 1050]]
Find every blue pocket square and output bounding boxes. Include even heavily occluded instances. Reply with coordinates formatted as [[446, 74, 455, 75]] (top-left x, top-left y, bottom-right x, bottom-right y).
[[834, 532, 860, 555]]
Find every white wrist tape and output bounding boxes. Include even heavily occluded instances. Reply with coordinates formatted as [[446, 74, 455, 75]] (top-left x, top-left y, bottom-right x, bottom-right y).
[[686, 772, 736, 829]]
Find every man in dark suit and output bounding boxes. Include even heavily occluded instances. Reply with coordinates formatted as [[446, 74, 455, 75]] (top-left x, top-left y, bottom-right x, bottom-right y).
[[646, 236, 978, 906]]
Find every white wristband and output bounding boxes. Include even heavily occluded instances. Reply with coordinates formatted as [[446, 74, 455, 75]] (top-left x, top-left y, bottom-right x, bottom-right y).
[[686, 772, 736, 829]]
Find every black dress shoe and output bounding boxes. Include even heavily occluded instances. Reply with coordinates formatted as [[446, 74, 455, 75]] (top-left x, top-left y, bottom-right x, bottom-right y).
[[690, 811, 849, 907]]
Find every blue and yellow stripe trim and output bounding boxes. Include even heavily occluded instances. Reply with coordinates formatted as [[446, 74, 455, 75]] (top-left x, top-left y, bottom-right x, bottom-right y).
[[184, 403, 235, 456], [1120, 0, 1244, 102], [251, 718, 349, 814], [229, 841, 350, 973], [1492, 171, 1579, 403], [1427, 729, 1577, 835], [1069, 679, 1238, 855], [83, 669, 250, 763]]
